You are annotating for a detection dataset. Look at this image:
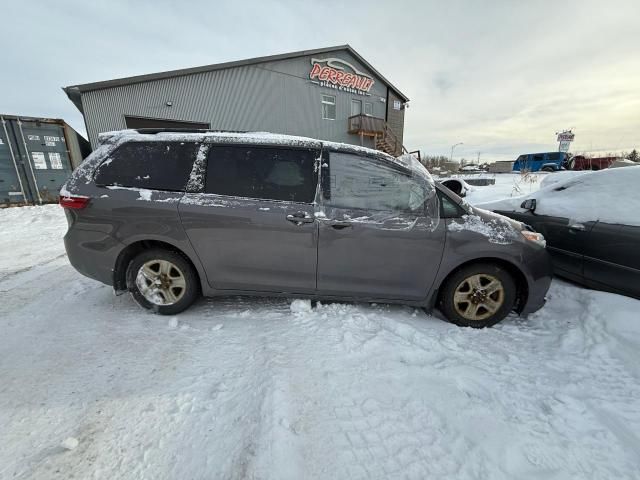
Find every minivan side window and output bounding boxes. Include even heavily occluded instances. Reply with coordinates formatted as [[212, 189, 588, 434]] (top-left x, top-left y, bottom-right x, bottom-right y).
[[205, 146, 318, 203], [94, 141, 200, 191], [325, 152, 428, 212], [438, 190, 463, 218]]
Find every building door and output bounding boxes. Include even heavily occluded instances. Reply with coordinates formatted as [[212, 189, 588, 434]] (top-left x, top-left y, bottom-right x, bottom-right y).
[[351, 100, 362, 116], [124, 116, 210, 130]]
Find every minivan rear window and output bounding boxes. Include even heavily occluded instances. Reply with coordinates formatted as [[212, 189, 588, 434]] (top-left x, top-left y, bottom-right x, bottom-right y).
[[205, 146, 318, 203], [94, 141, 200, 191]]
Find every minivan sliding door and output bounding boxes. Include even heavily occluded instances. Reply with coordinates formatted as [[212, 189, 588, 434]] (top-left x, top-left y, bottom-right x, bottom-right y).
[[178, 144, 321, 293]]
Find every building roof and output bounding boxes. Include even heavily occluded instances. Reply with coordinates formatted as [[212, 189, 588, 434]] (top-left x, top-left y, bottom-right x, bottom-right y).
[[63, 45, 409, 113]]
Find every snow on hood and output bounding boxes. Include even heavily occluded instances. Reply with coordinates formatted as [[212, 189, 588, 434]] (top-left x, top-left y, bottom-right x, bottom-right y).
[[477, 166, 640, 226], [448, 209, 521, 244]]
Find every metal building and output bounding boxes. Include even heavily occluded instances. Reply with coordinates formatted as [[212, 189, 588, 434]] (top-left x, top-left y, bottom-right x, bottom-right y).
[[63, 45, 410, 155], [0, 115, 90, 206]]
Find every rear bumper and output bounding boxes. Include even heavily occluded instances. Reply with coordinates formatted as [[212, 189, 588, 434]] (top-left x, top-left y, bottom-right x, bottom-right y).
[[64, 228, 123, 286]]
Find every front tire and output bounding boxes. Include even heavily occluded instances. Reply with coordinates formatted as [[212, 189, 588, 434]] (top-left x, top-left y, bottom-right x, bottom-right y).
[[126, 248, 200, 315], [439, 263, 516, 328]]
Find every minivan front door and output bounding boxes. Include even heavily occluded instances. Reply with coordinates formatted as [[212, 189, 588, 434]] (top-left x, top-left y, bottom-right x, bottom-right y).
[[316, 151, 445, 301], [179, 145, 320, 293]]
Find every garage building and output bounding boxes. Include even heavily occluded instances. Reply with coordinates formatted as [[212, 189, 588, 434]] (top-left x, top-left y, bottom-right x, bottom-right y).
[[64, 45, 409, 155]]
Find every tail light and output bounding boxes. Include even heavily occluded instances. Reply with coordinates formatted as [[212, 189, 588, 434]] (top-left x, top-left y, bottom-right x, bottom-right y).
[[59, 195, 90, 210]]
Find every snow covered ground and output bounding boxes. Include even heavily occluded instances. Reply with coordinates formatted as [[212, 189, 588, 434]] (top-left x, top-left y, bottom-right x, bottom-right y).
[[2, 197, 640, 479]]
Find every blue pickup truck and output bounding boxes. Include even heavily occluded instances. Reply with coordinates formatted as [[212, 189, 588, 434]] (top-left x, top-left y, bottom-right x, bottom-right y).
[[512, 152, 569, 172]]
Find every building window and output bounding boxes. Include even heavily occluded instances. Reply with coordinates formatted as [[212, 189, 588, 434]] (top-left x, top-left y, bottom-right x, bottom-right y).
[[364, 102, 373, 116], [322, 95, 336, 120]]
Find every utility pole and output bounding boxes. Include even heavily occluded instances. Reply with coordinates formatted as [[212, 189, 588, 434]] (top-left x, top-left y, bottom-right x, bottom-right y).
[[450, 142, 463, 164]]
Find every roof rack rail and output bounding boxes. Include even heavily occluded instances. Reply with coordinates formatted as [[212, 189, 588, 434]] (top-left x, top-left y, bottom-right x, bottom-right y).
[[134, 128, 248, 135]]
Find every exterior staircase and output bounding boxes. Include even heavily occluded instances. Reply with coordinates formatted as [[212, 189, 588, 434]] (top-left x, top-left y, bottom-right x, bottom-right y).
[[348, 114, 409, 157]]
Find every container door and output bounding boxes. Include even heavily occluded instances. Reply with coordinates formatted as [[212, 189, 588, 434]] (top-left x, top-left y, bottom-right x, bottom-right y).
[[12, 119, 74, 203], [0, 119, 29, 205]]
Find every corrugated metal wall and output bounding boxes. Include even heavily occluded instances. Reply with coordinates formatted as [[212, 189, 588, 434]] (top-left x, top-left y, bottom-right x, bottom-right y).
[[386, 90, 406, 148], [81, 50, 395, 150], [0, 116, 88, 205]]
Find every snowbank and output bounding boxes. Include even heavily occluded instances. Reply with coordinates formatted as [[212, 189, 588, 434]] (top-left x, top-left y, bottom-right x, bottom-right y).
[[0, 204, 67, 278], [1, 203, 640, 479]]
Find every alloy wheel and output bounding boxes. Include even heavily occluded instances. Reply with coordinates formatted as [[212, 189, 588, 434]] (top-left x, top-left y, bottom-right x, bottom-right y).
[[453, 273, 505, 322], [135, 259, 186, 306]]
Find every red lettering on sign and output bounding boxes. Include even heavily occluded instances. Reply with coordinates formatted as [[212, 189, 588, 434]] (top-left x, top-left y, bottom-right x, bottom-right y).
[[309, 61, 375, 93], [309, 63, 322, 79]]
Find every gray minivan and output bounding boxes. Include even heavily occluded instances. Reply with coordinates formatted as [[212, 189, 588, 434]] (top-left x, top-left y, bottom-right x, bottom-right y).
[[60, 130, 551, 328]]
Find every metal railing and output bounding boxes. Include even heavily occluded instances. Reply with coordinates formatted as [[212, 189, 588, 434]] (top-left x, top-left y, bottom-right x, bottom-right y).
[[347, 114, 385, 135]]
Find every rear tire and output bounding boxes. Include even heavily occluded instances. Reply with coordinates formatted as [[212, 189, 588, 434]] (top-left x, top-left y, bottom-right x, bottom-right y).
[[439, 263, 517, 328], [541, 166, 555, 172], [126, 248, 200, 315]]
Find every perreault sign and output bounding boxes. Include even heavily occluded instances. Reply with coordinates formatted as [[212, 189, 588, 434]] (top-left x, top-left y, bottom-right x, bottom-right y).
[[309, 57, 375, 95]]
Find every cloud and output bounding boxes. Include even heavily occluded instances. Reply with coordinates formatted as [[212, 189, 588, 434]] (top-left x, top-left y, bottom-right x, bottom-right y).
[[1, 0, 638, 162]]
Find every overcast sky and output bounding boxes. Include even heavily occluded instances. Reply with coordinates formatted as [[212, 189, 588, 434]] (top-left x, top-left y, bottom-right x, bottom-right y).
[[2, 0, 639, 162]]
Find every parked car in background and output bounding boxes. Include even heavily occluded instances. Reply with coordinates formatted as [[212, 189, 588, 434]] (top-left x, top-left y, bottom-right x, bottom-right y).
[[459, 164, 482, 173], [438, 178, 470, 197], [570, 155, 620, 171], [512, 152, 570, 172], [60, 129, 552, 328], [479, 167, 640, 299]]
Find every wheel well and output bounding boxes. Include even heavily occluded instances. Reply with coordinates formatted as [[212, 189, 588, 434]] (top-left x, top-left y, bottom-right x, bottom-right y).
[[113, 240, 201, 292], [436, 258, 529, 313]]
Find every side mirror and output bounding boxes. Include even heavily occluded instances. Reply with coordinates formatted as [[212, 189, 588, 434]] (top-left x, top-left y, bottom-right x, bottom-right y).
[[520, 198, 537, 212]]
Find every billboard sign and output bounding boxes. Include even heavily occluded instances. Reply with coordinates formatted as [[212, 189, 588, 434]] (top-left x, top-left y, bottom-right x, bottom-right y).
[[309, 57, 375, 95], [559, 140, 571, 152], [557, 131, 575, 142]]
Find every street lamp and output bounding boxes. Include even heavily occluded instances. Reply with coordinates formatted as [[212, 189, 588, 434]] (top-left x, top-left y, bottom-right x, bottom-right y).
[[450, 142, 463, 163]]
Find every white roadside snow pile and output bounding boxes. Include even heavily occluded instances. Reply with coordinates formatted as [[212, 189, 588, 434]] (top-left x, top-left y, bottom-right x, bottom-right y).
[[477, 166, 640, 226], [0, 204, 67, 279], [1, 205, 640, 479]]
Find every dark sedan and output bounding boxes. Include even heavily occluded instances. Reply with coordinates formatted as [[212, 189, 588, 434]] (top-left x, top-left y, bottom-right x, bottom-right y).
[[483, 168, 640, 299]]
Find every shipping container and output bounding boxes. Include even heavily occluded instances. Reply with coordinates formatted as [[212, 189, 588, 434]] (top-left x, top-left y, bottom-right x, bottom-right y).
[[0, 115, 90, 206], [488, 161, 514, 173]]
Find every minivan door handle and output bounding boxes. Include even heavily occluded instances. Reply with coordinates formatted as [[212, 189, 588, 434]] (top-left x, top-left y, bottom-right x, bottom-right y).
[[327, 220, 352, 229], [286, 212, 315, 225]]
